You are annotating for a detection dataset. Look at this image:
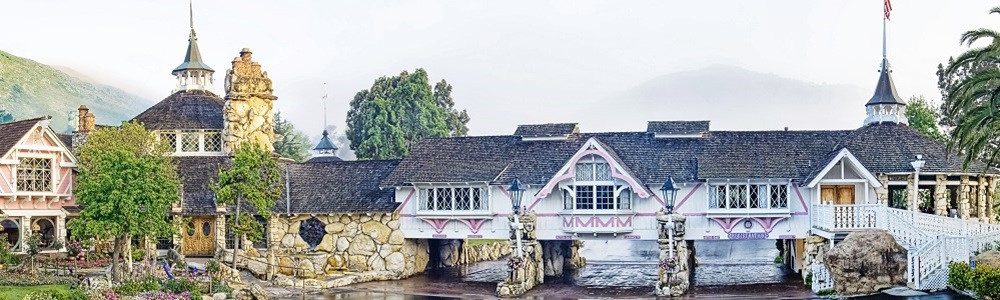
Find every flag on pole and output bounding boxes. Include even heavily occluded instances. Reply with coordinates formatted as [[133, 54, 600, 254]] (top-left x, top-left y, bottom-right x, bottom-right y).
[[884, 0, 892, 20]]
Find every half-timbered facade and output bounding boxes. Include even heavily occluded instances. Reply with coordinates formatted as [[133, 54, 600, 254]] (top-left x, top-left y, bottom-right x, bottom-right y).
[[0, 117, 77, 252]]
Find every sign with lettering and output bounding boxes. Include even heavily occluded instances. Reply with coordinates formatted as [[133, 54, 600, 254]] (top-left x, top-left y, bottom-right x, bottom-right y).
[[467, 235, 483, 239], [623, 235, 641, 240], [703, 236, 720, 240], [728, 232, 769, 240], [555, 235, 574, 240], [432, 234, 448, 239], [778, 235, 796, 239]]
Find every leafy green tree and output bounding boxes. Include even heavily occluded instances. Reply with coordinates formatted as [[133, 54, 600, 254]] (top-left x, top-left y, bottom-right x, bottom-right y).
[[905, 95, 945, 143], [212, 142, 281, 270], [68, 122, 180, 282], [272, 111, 311, 162], [941, 6, 1000, 169], [434, 79, 470, 137], [346, 69, 468, 159], [0, 110, 12, 123]]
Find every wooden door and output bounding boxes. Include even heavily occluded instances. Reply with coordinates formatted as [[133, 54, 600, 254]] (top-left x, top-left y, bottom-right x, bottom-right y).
[[820, 185, 856, 205], [182, 217, 216, 257]]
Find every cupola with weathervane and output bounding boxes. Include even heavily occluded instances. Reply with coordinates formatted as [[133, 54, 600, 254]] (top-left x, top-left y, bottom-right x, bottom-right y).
[[172, 0, 214, 93]]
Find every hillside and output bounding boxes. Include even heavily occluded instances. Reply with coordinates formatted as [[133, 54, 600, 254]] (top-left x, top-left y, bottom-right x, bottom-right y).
[[579, 65, 870, 132], [0, 50, 151, 132]]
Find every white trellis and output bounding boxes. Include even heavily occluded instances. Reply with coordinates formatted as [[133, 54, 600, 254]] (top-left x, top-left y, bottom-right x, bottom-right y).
[[811, 259, 834, 293]]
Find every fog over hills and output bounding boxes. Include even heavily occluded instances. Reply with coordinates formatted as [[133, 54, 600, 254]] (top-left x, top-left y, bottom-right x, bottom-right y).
[[0, 50, 152, 132], [576, 65, 872, 133]]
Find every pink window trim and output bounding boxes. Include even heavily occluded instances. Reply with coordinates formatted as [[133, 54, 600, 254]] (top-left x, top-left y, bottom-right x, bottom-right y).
[[530, 149, 650, 211]]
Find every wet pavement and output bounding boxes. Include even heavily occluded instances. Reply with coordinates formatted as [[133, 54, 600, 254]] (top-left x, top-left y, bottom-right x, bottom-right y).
[[280, 240, 972, 299]]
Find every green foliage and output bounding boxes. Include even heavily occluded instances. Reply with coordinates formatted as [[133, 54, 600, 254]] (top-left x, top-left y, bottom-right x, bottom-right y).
[[0, 110, 13, 124], [0, 285, 73, 300], [213, 142, 281, 244], [111, 276, 160, 296], [804, 273, 812, 289], [206, 260, 220, 273], [346, 69, 469, 160], [130, 247, 145, 262], [0, 273, 78, 286], [25, 235, 40, 256], [773, 255, 784, 264], [272, 111, 311, 162], [904, 95, 945, 143], [0, 234, 23, 266], [162, 277, 201, 299], [939, 6, 1000, 169], [948, 262, 1000, 298], [0, 50, 151, 133], [816, 289, 836, 297], [211, 279, 231, 295]]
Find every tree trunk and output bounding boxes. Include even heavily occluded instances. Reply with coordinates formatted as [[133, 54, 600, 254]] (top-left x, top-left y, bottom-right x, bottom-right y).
[[111, 235, 125, 282], [124, 235, 133, 275]]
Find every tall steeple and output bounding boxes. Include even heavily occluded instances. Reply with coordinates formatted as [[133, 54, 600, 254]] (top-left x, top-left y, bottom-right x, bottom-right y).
[[863, 1, 907, 126], [172, 0, 214, 93]]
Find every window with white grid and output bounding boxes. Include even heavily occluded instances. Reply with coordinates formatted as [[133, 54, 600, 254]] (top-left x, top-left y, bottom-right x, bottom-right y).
[[570, 155, 633, 211], [418, 187, 488, 211], [160, 132, 177, 151], [16, 157, 51, 192], [204, 132, 222, 152], [710, 183, 789, 210], [181, 132, 199, 152]]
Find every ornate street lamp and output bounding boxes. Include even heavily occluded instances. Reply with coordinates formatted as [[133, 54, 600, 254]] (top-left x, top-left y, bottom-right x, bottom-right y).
[[660, 176, 678, 213], [509, 177, 525, 258]]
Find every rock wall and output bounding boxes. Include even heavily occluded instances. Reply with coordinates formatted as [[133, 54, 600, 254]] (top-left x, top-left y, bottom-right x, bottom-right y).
[[223, 48, 278, 153], [823, 230, 907, 296], [220, 213, 430, 281], [497, 212, 544, 297], [435, 239, 512, 268], [656, 211, 692, 297], [541, 240, 586, 277], [801, 235, 829, 283]]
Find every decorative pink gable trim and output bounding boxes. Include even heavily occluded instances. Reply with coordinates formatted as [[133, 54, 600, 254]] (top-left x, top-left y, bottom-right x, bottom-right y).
[[454, 218, 491, 234], [419, 218, 451, 234], [536, 149, 649, 200], [394, 189, 416, 213], [793, 183, 808, 213], [709, 217, 746, 233], [672, 183, 703, 210], [751, 217, 788, 233]]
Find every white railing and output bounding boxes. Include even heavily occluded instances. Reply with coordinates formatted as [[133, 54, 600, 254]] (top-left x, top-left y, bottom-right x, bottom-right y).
[[811, 259, 834, 293], [942, 236, 970, 264], [971, 231, 1000, 254], [885, 211, 929, 249], [908, 238, 943, 290], [812, 203, 883, 231]]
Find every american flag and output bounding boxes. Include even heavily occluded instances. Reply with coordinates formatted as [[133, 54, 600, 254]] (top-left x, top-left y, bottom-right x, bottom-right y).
[[884, 0, 892, 20]]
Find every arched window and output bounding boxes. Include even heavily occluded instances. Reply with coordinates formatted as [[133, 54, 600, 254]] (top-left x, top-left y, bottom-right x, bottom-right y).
[[569, 155, 633, 211]]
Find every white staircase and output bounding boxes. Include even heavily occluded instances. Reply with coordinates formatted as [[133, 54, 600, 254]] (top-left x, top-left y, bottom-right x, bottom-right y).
[[811, 203, 1000, 291]]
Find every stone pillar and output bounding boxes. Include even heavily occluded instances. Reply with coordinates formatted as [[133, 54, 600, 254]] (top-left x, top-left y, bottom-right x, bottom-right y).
[[19, 216, 30, 252], [801, 235, 829, 285], [496, 212, 543, 298], [566, 240, 586, 270], [656, 211, 691, 297], [905, 174, 915, 211], [960, 176, 972, 220], [222, 48, 278, 153], [215, 216, 227, 253], [934, 175, 948, 216], [876, 175, 890, 204], [989, 177, 998, 223], [978, 177, 988, 222]]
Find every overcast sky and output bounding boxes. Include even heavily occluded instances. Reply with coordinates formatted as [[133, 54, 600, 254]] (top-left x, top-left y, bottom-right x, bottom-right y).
[[1, 1, 997, 136]]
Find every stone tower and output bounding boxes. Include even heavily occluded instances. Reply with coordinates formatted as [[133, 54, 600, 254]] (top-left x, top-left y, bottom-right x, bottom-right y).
[[223, 48, 278, 153]]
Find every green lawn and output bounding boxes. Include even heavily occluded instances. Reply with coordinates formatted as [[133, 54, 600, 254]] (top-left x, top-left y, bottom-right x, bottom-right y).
[[466, 239, 507, 246], [0, 285, 71, 300]]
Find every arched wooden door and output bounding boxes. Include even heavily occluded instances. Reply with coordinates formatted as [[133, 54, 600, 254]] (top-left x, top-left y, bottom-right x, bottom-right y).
[[181, 217, 216, 257]]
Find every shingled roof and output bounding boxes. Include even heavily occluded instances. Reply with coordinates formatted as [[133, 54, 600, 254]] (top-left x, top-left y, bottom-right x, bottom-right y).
[[132, 90, 224, 131], [514, 123, 579, 137], [0, 117, 47, 158], [284, 160, 401, 214], [646, 121, 710, 135], [383, 123, 998, 188], [175, 156, 229, 215]]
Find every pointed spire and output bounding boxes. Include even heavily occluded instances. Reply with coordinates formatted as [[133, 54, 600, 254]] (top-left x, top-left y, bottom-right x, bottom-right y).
[[172, 0, 213, 75], [172, 0, 213, 92], [866, 58, 905, 106], [313, 130, 339, 153]]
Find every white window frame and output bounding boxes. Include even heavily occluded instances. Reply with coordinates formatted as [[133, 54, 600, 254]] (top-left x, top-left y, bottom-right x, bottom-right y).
[[416, 186, 491, 214], [157, 130, 225, 156], [14, 155, 55, 194], [708, 182, 789, 211], [563, 155, 633, 212]]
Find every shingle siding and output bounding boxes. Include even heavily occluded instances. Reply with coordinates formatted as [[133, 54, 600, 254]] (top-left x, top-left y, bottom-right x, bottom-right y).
[[514, 123, 579, 137], [646, 121, 710, 135]]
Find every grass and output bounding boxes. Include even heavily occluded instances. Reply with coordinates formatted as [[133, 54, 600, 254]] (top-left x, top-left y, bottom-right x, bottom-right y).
[[466, 239, 506, 246], [0, 284, 70, 300]]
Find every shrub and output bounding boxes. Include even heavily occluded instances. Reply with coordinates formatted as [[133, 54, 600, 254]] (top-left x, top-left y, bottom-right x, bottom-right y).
[[949, 262, 1000, 299], [65, 241, 83, 259], [131, 248, 145, 262], [816, 289, 836, 297], [22, 288, 87, 300], [773, 255, 784, 264], [0, 272, 79, 286], [211, 279, 231, 295], [136, 290, 191, 300], [162, 277, 201, 299], [112, 276, 160, 296]]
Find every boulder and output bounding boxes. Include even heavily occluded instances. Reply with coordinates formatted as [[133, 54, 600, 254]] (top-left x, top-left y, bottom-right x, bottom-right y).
[[325, 254, 347, 272], [336, 237, 350, 252], [249, 283, 269, 300], [325, 222, 345, 234], [974, 250, 1000, 268], [278, 257, 294, 275], [386, 252, 405, 273], [349, 235, 376, 256], [824, 230, 907, 296], [213, 292, 227, 300], [387, 220, 400, 230], [368, 254, 386, 271], [362, 221, 392, 244], [246, 258, 268, 277], [348, 255, 368, 271], [281, 234, 295, 248], [293, 235, 308, 249], [389, 231, 405, 245], [299, 259, 316, 279], [317, 234, 336, 252], [288, 221, 301, 234]]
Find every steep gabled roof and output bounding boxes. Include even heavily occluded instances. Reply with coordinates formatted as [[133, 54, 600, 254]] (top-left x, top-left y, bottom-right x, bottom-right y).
[[843, 122, 988, 174], [514, 123, 579, 137], [646, 121, 710, 135], [284, 160, 401, 214], [0, 117, 49, 159], [131, 90, 224, 131]]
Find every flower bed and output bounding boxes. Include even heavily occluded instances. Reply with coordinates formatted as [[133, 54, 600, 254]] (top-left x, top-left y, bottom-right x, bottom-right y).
[[45, 258, 114, 270], [0, 272, 79, 286]]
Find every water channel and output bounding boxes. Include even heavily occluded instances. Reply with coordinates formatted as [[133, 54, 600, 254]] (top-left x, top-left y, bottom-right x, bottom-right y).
[[287, 240, 972, 299]]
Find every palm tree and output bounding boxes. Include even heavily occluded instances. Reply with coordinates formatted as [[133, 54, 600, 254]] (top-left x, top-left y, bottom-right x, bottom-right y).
[[944, 6, 1000, 169]]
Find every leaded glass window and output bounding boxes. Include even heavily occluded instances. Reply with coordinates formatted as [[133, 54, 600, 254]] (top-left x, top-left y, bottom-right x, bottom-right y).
[[770, 184, 788, 208], [575, 164, 593, 181], [300, 217, 325, 249], [161, 132, 177, 151], [204, 132, 222, 152], [417, 187, 488, 211], [595, 163, 613, 181], [181, 132, 199, 152], [710, 183, 788, 210], [16, 157, 51, 192]]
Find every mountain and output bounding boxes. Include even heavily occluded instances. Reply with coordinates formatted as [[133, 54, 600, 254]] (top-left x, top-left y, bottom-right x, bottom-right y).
[[0, 50, 152, 132], [579, 65, 871, 132]]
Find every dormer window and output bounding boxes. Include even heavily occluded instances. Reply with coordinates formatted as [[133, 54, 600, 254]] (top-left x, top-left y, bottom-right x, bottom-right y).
[[16, 157, 52, 192], [562, 155, 633, 211], [158, 130, 224, 155]]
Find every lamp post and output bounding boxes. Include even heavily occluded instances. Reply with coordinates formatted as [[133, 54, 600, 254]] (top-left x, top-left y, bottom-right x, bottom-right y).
[[910, 155, 925, 212], [659, 176, 679, 296], [509, 177, 525, 258]]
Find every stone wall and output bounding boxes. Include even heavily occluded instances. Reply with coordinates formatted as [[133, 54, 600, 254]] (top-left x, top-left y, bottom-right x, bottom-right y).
[[801, 235, 829, 283], [541, 240, 586, 277], [435, 239, 512, 268], [656, 211, 692, 297], [218, 213, 430, 282]]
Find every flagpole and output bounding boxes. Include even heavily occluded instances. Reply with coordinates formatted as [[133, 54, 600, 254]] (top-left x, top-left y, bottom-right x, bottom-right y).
[[882, 15, 887, 61]]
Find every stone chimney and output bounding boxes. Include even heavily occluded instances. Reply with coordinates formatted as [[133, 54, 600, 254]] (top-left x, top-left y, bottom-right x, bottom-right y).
[[77, 105, 95, 132], [223, 48, 278, 153]]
